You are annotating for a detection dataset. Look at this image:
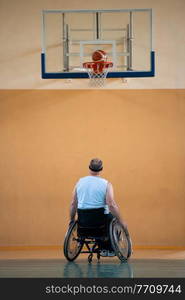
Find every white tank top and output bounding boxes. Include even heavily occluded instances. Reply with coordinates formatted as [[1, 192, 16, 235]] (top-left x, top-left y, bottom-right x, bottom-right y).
[[75, 176, 109, 214]]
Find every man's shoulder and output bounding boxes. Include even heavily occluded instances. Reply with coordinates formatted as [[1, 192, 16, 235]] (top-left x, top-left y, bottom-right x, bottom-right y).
[[79, 176, 90, 180], [76, 176, 89, 184], [100, 177, 108, 184], [76, 176, 108, 183]]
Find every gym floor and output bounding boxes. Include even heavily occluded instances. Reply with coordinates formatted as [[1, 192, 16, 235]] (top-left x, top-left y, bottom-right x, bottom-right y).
[[0, 249, 185, 278]]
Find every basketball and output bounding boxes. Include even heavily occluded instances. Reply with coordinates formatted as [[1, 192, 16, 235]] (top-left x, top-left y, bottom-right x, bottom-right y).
[[92, 62, 104, 74], [92, 50, 107, 62]]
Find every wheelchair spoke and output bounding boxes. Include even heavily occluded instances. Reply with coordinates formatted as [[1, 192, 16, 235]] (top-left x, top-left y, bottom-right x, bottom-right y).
[[63, 221, 83, 261], [109, 218, 131, 262], [113, 224, 128, 257]]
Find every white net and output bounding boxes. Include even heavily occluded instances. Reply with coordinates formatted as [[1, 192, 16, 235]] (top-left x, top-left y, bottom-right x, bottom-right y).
[[83, 62, 113, 88], [86, 68, 110, 88]]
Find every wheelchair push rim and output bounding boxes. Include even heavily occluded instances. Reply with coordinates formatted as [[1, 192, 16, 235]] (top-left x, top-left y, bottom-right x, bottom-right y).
[[63, 221, 83, 261], [109, 218, 132, 262]]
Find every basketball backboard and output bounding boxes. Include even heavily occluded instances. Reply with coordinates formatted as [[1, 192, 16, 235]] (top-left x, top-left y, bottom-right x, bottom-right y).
[[41, 9, 155, 79]]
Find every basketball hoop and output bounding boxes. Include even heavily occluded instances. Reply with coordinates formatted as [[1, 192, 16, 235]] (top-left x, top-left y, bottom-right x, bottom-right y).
[[83, 61, 113, 87]]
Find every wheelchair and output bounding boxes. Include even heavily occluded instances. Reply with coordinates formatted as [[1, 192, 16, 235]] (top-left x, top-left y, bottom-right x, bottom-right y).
[[63, 208, 132, 263]]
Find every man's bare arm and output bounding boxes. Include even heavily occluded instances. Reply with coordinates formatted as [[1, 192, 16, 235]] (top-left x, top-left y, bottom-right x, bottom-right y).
[[106, 182, 129, 234], [70, 188, 77, 222]]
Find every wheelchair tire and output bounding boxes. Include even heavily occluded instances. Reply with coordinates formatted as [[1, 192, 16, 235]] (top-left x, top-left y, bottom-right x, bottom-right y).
[[63, 221, 83, 261], [109, 218, 132, 262]]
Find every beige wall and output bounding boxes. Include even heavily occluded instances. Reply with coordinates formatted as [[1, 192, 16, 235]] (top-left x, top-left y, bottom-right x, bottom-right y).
[[0, 89, 185, 247], [0, 0, 185, 89], [0, 0, 184, 247]]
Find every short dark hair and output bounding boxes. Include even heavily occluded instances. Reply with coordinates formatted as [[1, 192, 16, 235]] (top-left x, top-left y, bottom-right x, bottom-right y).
[[89, 158, 103, 172]]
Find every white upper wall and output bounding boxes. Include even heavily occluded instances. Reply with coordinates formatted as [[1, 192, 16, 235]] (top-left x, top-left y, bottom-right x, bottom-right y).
[[0, 0, 185, 89]]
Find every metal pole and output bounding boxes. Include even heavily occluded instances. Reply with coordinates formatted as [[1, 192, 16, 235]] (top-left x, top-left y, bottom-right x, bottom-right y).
[[128, 11, 133, 70], [126, 23, 129, 70], [96, 12, 100, 39], [93, 12, 96, 40], [99, 12, 102, 40], [62, 13, 69, 71], [41, 11, 46, 53], [150, 9, 153, 51]]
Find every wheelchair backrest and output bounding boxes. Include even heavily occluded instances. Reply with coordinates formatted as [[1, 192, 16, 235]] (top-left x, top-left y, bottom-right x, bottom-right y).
[[77, 207, 106, 228]]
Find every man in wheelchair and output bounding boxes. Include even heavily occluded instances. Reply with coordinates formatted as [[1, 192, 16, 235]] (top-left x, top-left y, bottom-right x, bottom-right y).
[[64, 158, 132, 262]]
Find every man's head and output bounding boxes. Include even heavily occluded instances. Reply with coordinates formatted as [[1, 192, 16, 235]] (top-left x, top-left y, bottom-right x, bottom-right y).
[[89, 158, 103, 174]]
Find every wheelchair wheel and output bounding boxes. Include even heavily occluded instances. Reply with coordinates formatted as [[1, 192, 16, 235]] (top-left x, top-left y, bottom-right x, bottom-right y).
[[109, 218, 132, 262], [63, 221, 83, 261]]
